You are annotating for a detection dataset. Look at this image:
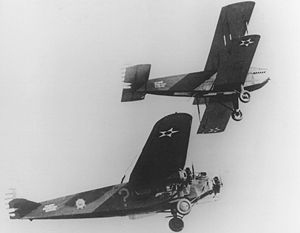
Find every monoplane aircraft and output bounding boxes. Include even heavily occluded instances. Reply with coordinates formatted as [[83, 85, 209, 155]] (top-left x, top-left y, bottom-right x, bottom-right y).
[[121, 1, 269, 134], [8, 113, 222, 232]]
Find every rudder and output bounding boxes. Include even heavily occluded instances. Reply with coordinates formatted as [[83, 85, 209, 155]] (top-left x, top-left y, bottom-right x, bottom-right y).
[[121, 64, 151, 102], [8, 198, 40, 219]]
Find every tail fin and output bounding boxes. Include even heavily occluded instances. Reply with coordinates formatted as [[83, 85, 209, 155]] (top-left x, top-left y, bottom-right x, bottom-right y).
[[121, 64, 151, 102], [8, 198, 40, 219]]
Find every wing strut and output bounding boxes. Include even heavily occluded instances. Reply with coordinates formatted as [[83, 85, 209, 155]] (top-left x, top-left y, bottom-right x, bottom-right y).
[[217, 99, 235, 112], [121, 175, 126, 184], [196, 97, 201, 122]]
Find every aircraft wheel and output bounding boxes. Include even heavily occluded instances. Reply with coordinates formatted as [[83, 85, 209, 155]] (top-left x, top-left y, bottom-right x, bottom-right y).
[[169, 217, 184, 232], [239, 91, 251, 103], [231, 109, 243, 121], [176, 198, 191, 215]]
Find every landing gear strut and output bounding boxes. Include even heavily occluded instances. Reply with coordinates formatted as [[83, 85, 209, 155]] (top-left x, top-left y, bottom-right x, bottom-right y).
[[239, 85, 251, 103], [231, 97, 243, 121], [168, 198, 191, 232]]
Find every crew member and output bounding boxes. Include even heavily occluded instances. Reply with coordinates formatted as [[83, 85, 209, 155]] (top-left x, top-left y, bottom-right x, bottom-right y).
[[183, 167, 192, 195], [185, 168, 192, 184], [212, 176, 221, 197]]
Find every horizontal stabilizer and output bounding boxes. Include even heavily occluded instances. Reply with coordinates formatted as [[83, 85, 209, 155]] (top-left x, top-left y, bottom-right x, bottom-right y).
[[8, 198, 40, 219], [121, 64, 151, 102]]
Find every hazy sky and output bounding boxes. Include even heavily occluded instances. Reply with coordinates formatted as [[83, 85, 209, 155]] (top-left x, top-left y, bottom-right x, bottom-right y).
[[1, 0, 300, 233]]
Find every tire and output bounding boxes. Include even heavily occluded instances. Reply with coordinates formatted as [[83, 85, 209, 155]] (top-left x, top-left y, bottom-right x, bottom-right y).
[[231, 109, 243, 121], [169, 217, 184, 232], [176, 198, 192, 215], [239, 91, 251, 103]]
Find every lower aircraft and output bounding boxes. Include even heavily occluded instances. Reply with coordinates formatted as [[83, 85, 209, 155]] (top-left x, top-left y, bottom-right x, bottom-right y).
[[8, 113, 222, 232], [121, 2, 270, 134]]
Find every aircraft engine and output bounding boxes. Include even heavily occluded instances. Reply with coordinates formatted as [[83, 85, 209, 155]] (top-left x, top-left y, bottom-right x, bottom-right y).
[[176, 198, 192, 215]]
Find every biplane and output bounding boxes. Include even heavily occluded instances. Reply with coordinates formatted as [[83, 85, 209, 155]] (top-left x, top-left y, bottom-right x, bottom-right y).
[[8, 113, 222, 232], [121, 1, 269, 134]]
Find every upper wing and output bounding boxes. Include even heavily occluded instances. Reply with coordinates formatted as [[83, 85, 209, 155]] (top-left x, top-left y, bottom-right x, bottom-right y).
[[213, 34, 260, 91], [197, 34, 260, 134], [197, 99, 233, 134], [205, 1, 255, 71], [129, 113, 192, 187]]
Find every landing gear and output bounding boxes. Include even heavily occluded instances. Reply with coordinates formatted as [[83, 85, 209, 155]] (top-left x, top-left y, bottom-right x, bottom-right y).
[[231, 109, 243, 121], [231, 97, 243, 121], [176, 198, 191, 215], [239, 91, 251, 103], [169, 217, 184, 232], [168, 198, 191, 232], [239, 85, 251, 103]]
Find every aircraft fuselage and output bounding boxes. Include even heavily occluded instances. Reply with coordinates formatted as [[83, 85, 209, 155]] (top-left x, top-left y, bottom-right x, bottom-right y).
[[9, 172, 216, 220], [142, 67, 269, 98]]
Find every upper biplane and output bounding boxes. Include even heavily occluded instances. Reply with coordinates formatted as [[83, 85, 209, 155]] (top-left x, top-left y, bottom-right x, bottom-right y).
[[8, 113, 222, 232], [121, 1, 269, 134]]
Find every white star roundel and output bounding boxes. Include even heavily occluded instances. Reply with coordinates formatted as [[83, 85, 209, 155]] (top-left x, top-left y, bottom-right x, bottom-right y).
[[240, 38, 254, 47], [159, 128, 179, 138], [208, 127, 221, 133]]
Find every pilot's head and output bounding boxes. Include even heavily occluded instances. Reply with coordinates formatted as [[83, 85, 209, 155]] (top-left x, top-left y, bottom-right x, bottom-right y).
[[200, 172, 207, 177], [185, 167, 191, 175]]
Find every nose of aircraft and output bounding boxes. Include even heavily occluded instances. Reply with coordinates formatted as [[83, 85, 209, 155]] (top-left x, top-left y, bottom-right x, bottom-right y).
[[245, 67, 270, 91], [253, 68, 270, 84]]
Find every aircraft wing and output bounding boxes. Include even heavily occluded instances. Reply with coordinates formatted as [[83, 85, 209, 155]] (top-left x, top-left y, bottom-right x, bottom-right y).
[[213, 34, 260, 91], [197, 99, 233, 134], [129, 113, 192, 188], [205, 1, 255, 71]]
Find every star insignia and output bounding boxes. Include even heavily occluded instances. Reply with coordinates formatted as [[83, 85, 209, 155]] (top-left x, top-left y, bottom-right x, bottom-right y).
[[240, 38, 254, 47], [208, 128, 221, 133], [159, 128, 179, 138]]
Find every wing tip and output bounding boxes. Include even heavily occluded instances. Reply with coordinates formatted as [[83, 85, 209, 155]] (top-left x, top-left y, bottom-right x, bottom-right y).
[[224, 1, 255, 10], [197, 128, 225, 134]]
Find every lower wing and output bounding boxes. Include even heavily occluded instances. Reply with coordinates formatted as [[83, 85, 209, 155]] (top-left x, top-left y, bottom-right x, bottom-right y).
[[197, 99, 234, 134]]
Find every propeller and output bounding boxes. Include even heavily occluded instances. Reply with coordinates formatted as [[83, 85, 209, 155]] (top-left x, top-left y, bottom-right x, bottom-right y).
[[219, 175, 224, 186], [192, 164, 195, 179], [121, 175, 126, 184]]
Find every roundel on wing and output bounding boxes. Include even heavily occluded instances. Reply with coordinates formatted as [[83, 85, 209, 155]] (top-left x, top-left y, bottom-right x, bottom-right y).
[[159, 128, 179, 138]]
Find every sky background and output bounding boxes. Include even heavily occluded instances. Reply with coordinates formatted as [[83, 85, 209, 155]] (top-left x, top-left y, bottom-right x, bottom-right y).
[[1, 0, 300, 232]]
